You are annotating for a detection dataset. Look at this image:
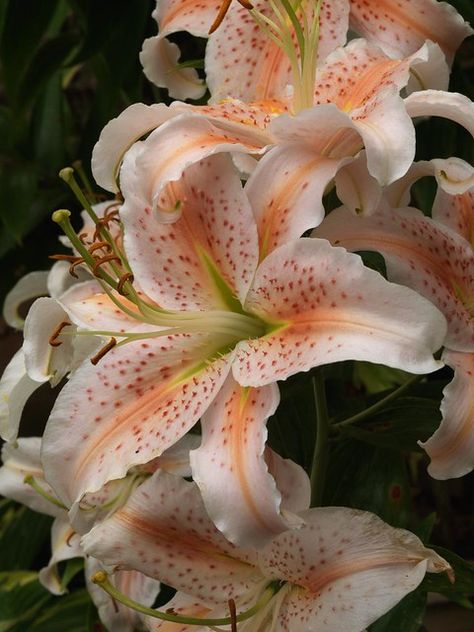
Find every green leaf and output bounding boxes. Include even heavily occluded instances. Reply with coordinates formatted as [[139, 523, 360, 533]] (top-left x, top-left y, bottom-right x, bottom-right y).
[[338, 397, 442, 452], [28, 590, 96, 632], [324, 439, 411, 527], [0, 505, 52, 571], [0, 574, 51, 631], [60, 558, 84, 592], [369, 588, 427, 632]]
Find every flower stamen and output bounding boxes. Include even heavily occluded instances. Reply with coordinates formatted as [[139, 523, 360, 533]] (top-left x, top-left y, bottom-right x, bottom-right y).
[[69, 257, 86, 278], [209, 0, 254, 34], [91, 337, 117, 365], [49, 321, 71, 347], [117, 272, 135, 296], [92, 254, 122, 277]]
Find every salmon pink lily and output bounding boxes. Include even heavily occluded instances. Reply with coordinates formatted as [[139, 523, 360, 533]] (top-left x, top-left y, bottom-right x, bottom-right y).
[[83, 470, 452, 632], [35, 154, 447, 550]]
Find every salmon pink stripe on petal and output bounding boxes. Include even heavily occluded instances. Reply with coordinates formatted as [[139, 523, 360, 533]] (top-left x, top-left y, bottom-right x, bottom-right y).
[[91, 103, 186, 193], [315, 207, 474, 351], [191, 376, 301, 548], [82, 470, 262, 604], [259, 507, 451, 631], [120, 113, 270, 223], [121, 154, 259, 310], [420, 351, 474, 479], [234, 239, 446, 387], [349, 0, 473, 65], [42, 334, 232, 506], [246, 144, 352, 258], [59, 283, 150, 333], [206, 0, 349, 103], [86, 557, 161, 632]]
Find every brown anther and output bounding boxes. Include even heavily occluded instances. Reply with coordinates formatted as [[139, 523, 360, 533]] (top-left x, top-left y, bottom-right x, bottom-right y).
[[49, 253, 81, 262], [91, 337, 117, 365], [78, 232, 90, 243], [88, 241, 111, 255], [111, 598, 119, 614], [49, 321, 71, 347], [209, 0, 253, 33], [228, 599, 237, 632], [69, 257, 86, 278], [93, 210, 120, 240], [116, 272, 134, 296], [92, 254, 122, 277]]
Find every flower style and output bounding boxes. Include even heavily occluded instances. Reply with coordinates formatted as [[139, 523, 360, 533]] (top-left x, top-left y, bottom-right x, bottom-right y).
[[35, 154, 448, 549], [140, 0, 472, 101], [83, 470, 451, 632], [314, 160, 474, 479]]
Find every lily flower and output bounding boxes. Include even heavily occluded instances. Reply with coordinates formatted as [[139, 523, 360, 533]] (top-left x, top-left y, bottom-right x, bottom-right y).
[[0, 435, 206, 631], [140, 0, 471, 101], [314, 168, 474, 479], [38, 154, 446, 549], [83, 470, 451, 632]]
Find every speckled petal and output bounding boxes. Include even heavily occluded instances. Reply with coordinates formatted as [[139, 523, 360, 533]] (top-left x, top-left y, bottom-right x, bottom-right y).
[[206, 0, 349, 102], [120, 112, 270, 224], [315, 207, 474, 351], [259, 507, 451, 632], [82, 470, 262, 604], [349, 0, 473, 64], [91, 103, 184, 193], [420, 350, 474, 479], [42, 335, 232, 506], [141, 591, 215, 632], [191, 375, 303, 548], [233, 238, 446, 387], [122, 154, 259, 310]]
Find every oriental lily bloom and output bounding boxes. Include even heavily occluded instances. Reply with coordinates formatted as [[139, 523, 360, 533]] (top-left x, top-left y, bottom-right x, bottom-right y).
[[40, 153, 446, 548], [0, 436, 206, 631], [314, 177, 474, 478], [83, 470, 452, 632], [140, 0, 471, 101], [94, 32, 472, 243]]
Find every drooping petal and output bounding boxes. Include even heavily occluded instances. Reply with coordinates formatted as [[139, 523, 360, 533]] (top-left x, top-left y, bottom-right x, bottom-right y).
[[120, 111, 271, 222], [0, 437, 63, 517], [23, 297, 76, 386], [264, 449, 311, 515], [233, 238, 446, 387], [42, 334, 232, 506], [0, 349, 40, 443], [39, 516, 82, 595], [259, 507, 450, 632], [349, 0, 473, 65], [148, 431, 201, 477], [86, 557, 161, 632], [385, 157, 474, 211], [334, 151, 382, 216], [91, 102, 185, 193], [206, 0, 349, 102], [122, 154, 259, 310], [432, 167, 474, 247], [404, 90, 474, 139], [249, 105, 360, 257], [420, 350, 474, 479], [82, 470, 263, 604], [191, 375, 303, 548], [315, 207, 474, 351], [3, 271, 49, 329]]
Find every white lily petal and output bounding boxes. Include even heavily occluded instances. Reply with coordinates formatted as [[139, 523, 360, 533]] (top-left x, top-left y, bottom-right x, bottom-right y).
[[3, 271, 49, 330]]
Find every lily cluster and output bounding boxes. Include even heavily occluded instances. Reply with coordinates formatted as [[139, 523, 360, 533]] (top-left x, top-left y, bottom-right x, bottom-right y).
[[1, 0, 473, 630]]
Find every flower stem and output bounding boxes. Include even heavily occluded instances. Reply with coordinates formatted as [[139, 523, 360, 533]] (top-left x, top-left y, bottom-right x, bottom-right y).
[[332, 374, 424, 430], [310, 369, 329, 507], [91, 571, 278, 626]]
